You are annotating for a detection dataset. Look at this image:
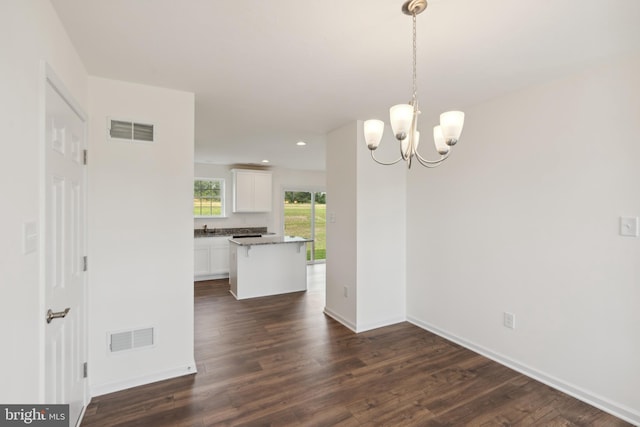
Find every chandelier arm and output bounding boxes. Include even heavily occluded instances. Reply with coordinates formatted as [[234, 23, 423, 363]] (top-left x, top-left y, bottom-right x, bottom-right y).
[[414, 148, 449, 166], [370, 150, 404, 166], [415, 155, 446, 168], [399, 141, 409, 161], [400, 104, 420, 163]]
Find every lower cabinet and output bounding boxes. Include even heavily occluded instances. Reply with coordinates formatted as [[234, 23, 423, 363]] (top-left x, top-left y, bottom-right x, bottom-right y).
[[194, 237, 230, 281]]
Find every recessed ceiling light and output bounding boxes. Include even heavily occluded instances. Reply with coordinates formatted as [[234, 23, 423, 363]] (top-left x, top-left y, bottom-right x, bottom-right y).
[[261, 159, 270, 163], [296, 141, 307, 146]]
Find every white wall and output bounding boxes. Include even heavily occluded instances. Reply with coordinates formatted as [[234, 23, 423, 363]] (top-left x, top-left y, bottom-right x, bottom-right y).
[[326, 123, 358, 328], [194, 163, 325, 234], [356, 121, 406, 331], [406, 55, 640, 423], [87, 77, 195, 395], [0, 0, 88, 403], [326, 121, 406, 332]]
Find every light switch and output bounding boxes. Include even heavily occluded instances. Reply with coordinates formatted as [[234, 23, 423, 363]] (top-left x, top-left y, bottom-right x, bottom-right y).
[[619, 216, 639, 237], [328, 212, 336, 223]]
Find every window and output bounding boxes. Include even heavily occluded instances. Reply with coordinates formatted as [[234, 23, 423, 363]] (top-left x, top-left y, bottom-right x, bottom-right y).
[[194, 178, 225, 217]]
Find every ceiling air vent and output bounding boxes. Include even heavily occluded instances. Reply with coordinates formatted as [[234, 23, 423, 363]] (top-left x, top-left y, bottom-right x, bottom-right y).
[[108, 118, 155, 143]]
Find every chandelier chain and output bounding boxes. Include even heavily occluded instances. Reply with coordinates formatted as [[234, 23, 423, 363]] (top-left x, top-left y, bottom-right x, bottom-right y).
[[412, 11, 417, 105]]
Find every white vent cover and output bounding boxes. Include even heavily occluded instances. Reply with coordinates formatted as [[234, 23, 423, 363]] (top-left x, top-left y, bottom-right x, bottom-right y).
[[108, 118, 155, 143], [109, 327, 154, 352]]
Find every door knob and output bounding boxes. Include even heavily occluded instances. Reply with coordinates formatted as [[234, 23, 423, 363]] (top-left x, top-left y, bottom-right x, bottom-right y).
[[46, 308, 70, 324]]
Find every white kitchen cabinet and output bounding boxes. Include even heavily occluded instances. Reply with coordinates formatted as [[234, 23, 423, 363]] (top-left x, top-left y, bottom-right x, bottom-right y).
[[194, 236, 230, 280], [194, 246, 211, 277], [231, 169, 272, 212]]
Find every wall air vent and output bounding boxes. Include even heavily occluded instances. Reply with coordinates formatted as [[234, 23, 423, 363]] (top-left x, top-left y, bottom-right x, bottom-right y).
[[108, 118, 155, 143], [109, 327, 154, 353]]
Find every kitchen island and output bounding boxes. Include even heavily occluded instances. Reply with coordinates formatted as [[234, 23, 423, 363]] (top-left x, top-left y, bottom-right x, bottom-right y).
[[229, 235, 313, 300]]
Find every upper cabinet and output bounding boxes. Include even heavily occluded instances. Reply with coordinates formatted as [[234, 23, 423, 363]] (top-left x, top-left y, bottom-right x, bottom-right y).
[[231, 169, 272, 213]]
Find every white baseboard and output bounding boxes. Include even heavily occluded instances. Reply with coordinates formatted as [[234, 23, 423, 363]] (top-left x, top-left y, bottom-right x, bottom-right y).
[[322, 308, 405, 333], [323, 307, 356, 332], [407, 316, 640, 426], [90, 362, 197, 397], [355, 316, 406, 333], [194, 273, 228, 282]]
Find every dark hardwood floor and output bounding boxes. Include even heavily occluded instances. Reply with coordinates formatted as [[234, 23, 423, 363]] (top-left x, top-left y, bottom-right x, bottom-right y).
[[82, 268, 630, 426]]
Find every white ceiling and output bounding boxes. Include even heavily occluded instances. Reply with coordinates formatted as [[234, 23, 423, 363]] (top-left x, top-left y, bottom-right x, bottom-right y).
[[50, 0, 640, 171]]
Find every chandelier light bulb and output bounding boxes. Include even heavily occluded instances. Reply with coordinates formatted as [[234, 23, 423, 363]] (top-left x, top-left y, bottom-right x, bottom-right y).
[[363, 119, 384, 150], [390, 104, 413, 140], [440, 111, 465, 145], [433, 126, 449, 155]]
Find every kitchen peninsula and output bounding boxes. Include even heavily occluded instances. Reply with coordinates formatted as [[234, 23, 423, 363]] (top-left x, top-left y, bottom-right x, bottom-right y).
[[229, 236, 313, 300]]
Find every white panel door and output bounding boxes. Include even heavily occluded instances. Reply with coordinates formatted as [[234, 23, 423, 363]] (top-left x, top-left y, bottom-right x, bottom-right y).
[[44, 76, 87, 426]]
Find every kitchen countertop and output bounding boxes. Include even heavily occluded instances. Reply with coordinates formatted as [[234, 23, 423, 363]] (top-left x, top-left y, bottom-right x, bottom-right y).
[[194, 227, 268, 238], [229, 236, 313, 246]]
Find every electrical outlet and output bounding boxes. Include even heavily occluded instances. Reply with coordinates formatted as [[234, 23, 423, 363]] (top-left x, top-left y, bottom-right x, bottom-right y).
[[503, 312, 516, 329], [343, 286, 348, 298]]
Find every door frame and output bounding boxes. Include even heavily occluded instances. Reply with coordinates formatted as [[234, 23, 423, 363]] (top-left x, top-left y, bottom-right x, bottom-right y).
[[281, 187, 326, 264], [39, 61, 90, 415]]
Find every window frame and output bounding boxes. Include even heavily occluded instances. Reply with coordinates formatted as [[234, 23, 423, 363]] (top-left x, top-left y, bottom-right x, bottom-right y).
[[193, 177, 226, 218]]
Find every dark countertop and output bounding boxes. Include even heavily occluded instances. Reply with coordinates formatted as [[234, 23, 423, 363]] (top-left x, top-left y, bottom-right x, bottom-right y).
[[194, 227, 268, 238], [229, 236, 313, 246]]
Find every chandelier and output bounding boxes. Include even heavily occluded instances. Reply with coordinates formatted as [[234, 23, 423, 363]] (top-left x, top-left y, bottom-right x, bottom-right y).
[[363, 0, 465, 169]]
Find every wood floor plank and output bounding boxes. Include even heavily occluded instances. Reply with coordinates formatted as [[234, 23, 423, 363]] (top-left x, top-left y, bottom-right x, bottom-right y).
[[81, 275, 632, 426]]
